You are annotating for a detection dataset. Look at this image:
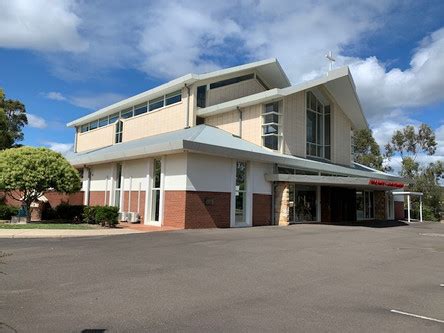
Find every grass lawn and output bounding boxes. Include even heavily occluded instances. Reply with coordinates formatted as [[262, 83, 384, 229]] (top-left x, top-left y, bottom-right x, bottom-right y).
[[0, 221, 95, 230]]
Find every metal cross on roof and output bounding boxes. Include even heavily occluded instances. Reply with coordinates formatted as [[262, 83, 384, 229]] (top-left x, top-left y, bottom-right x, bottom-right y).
[[325, 51, 336, 71]]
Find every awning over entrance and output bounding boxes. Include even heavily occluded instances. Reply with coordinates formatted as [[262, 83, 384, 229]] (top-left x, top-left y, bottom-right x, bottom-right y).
[[392, 191, 424, 223], [265, 174, 405, 191]]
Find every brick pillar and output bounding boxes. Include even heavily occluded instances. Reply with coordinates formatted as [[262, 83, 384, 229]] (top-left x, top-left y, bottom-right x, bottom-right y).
[[275, 182, 290, 226], [374, 191, 386, 220]]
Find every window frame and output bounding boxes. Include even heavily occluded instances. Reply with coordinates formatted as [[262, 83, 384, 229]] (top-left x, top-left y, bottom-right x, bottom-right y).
[[306, 91, 331, 160], [261, 101, 282, 151]]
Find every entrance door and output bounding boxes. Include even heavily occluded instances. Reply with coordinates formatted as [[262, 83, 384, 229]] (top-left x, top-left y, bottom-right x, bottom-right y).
[[289, 184, 317, 223]]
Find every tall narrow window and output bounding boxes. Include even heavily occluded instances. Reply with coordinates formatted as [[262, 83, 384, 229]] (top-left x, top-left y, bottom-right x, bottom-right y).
[[114, 164, 122, 208], [151, 158, 161, 222], [197, 85, 206, 108], [262, 102, 281, 150], [306, 91, 330, 159], [235, 161, 247, 224], [115, 120, 123, 143]]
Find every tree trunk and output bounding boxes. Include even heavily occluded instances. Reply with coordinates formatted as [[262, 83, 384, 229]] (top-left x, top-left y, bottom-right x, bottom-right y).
[[25, 203, 32, 223]]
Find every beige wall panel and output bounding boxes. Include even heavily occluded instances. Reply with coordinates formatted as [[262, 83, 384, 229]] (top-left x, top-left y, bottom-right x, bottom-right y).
[[205, 110, 240, 136], [76, 124, 114, 153], [332, 103, 352, 166], [282, 91, 305, 158], [123, 103, 185, 142], [207, 79, 265, 106], [241, 104, 262, 146]]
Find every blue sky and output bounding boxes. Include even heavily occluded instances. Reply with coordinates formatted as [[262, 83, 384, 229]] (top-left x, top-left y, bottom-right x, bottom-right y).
[[0, 0, 443, 165]]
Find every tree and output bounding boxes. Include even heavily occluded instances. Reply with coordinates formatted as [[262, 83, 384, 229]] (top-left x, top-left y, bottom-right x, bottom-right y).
[[352, 128, 384, 171], [384, 124, 437, 178], [0, 88, 28, 150], [0, 147, 81, 222]]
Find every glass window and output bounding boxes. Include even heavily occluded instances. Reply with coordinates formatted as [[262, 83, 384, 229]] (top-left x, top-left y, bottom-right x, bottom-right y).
[[197, 85, 206, 108], [210, 73, 254, 89], [263, 113, 279, 124], [262, 102, 281, 150], [149, 96, 164, 111], [115, 121, 123, 143], [151, 158, 161, 222], [264, 135, 279, 150], [109, 113, 119, 124], [134, 103, 148, 116], [263, 124, 279, 135], [99, 117, 108, 127], [80, 124, 89, 133], [306, 91, 330, 159], [265, 102, 279, 113], [235, 161, 247, 224], [114, 164, 122, 208], [120, 108, 133, 119], [89, 120, 98, 130], [165, 90, 181, 106]]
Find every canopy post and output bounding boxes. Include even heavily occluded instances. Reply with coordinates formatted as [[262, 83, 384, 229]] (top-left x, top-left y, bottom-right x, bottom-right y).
[[407, 194, 411, 223], [419, 195, 423, 222]]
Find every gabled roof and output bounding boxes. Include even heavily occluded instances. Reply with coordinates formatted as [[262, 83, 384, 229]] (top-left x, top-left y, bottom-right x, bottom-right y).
[[67, 58, 290, 128], [197, 66, 368, 129], [67, 125, 401, 182]]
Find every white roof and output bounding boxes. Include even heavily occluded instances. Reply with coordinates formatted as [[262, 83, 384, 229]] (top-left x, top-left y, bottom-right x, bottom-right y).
[[197, 66, 368, 129], [67, 125, 402, 182], [67, 58, 290, 128]]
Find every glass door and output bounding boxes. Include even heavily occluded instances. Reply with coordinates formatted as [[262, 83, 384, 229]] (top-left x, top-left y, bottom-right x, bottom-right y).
[[289, 184, 317, 223]]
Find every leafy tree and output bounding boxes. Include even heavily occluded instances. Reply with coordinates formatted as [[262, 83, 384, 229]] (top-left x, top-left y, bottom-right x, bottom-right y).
[[0, 147, 81, 222], [0, 88, 28, 150], [384, 124, 437, 178], [352, 128, 384, 171]]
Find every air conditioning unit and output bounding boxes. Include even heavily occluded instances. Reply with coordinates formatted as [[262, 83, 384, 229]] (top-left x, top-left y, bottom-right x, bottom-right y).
[[128, 212, 140, 223], [118, 212, 129, 222]]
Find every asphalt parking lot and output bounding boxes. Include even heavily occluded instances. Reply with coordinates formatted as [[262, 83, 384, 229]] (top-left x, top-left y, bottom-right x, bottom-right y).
[[1, 222, 443, 332]]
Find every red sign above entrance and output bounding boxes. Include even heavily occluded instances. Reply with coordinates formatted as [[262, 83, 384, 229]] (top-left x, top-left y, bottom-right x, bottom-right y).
[[368, 179, 404, 188]]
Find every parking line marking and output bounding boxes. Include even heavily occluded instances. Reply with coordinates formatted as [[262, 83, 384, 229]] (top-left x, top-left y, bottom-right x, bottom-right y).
[[440, 284, 444, 287], [390, 309, 444, 324]]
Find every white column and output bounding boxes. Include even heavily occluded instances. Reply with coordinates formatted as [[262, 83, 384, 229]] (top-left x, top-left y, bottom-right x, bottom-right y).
[[84, 168, 91, 206], [316, 185, 321, 222], [419, 195, 423, 222], [407, 194, 411, 223]]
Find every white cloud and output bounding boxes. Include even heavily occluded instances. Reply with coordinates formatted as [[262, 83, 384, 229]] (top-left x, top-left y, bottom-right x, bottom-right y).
[[44, 142, 73, 155], [27, 113, 47, 129], [42, 91, 126, 110], [45, 91, 67, 101], [69, 93, 127, 110], [0, 0, 88, 52]]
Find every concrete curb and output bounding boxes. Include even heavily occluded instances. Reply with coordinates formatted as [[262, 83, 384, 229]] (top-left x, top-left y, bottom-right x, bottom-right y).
[[0, 228, 144, 239]]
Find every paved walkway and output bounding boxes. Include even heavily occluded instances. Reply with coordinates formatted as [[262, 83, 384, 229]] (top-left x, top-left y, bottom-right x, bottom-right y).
[[0, 223, 178, 238]]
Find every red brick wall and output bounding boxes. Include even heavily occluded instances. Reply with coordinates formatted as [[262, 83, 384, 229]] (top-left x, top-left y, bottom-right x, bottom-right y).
[[164, 191, 270, 229], [394, 201, 404, 220], [123, 191, 146, 223], [184, 191, 231, 229], [89, 191, 106, 206], [253, 194, 272, 226]]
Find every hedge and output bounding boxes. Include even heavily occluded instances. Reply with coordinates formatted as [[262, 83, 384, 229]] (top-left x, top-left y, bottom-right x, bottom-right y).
[[83, 206, 119, 227], [0, 205, 19, 220]]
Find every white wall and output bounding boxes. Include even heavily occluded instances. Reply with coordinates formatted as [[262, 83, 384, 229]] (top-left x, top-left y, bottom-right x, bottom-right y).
[[163, 153, 188, 190], [250, 162, 273, 194], [89, 164, 113, 191], [186, 153, 234, 192], [122, 159, 149, 191]]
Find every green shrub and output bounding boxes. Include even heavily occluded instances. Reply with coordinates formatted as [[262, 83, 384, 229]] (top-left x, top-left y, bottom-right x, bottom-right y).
[[0, 205, 19, 220], [95, 206, 119, 227], [82, 206, 97, 224], [82, 206, 119, 227], [41, 203, 58, 220], [56, 203, 85, 221]]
